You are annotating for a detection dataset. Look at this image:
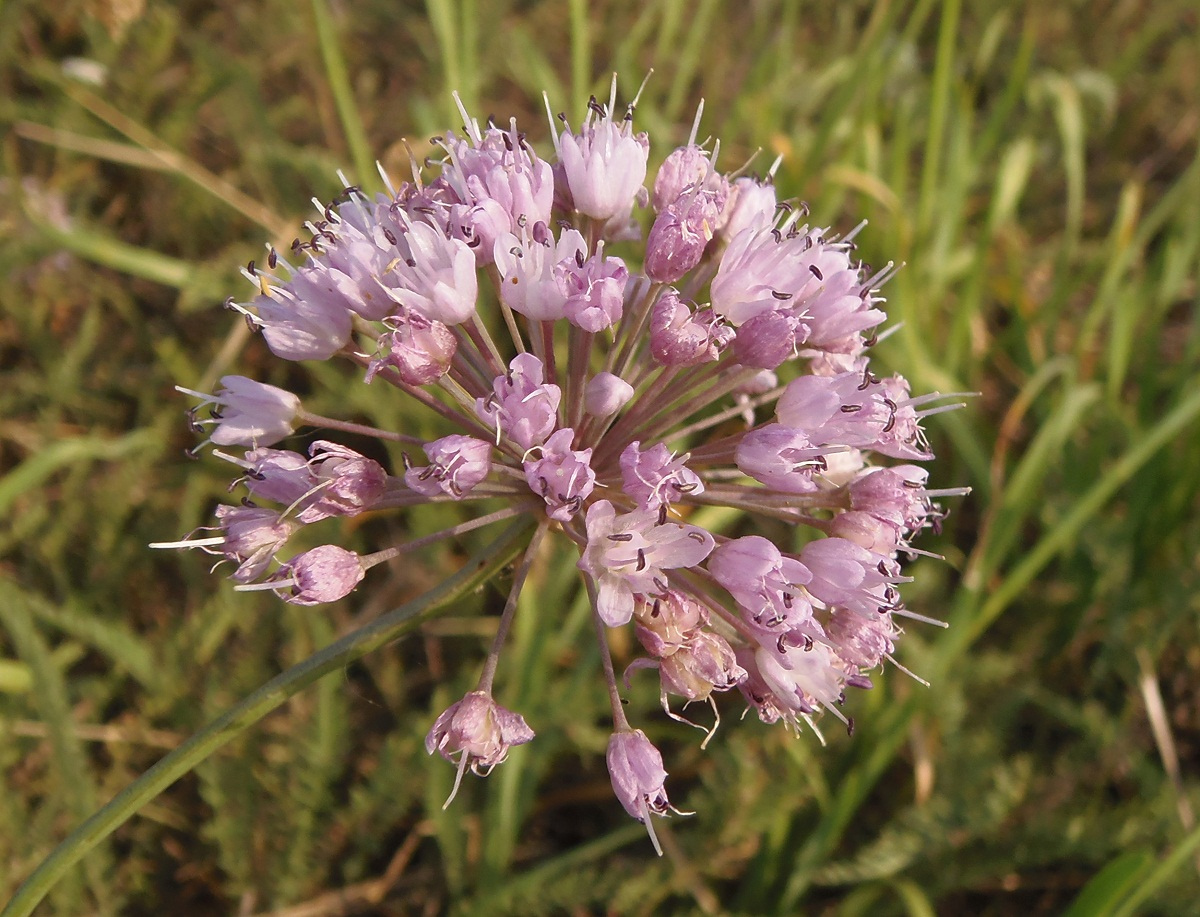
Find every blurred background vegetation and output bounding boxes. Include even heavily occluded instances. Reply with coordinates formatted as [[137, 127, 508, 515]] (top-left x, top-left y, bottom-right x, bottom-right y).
[[2, 0, 1198, 914]]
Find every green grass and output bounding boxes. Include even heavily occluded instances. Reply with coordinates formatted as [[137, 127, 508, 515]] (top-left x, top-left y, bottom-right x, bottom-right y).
[[2, 0, 1199, 913]]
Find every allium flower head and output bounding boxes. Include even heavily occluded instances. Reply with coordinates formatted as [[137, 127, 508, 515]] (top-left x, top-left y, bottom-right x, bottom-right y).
[[164, 80, 967, 852]]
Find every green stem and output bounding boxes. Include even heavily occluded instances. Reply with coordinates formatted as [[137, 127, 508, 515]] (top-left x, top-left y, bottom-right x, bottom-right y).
[[2, 518, 534, 917]]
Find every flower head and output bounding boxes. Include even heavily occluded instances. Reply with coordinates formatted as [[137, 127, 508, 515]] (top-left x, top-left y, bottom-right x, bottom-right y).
[[165, 82, 965, 850]]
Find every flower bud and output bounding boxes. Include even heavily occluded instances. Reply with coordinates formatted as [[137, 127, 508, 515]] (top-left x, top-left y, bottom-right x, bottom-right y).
[[732, 310, 801, 369], [584, 372, 634, 417], [272, 545, 365, 606]]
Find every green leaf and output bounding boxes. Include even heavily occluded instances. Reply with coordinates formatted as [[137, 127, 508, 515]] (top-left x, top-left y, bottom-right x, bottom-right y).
[[1062, 849, 1154, 917]]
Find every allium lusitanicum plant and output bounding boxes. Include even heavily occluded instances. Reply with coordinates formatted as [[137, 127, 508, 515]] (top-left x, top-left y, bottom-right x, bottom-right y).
[[159, 77, 966, 854]]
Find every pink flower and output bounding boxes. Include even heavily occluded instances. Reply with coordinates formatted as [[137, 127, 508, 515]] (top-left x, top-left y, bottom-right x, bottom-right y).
[[170, 83, 965, 840], [578, 501, 714, 627], [648, 290, 732, 366], [619, 441, 703, 511], [715, 175, 778, 242], [186, 376, 301, 448], [242, 447, 314, 505], [710, 223, 828, 327], [250, 267, 355, 361], [366, 310, 458, 386], [633, 590, 709, 657], [848, 464, 936, 533], [707, 536, 820, 641], [389, 219, 479, 324], [799, 536, 908, 617], [652, 142, 727, 214], [827, 608, 896, 669], [426, 690, 535, 771], [658, 630, 746, 702], [214, 505, 296, 583], [269, 545, 365, 606], [492, 224, 585, 321], [405, 435, 492, 499], [644, 172, 726, 283], [606, 729, 672, 853], [561, 243, 628, 332], [554, 84, 649, 226], [742, 641, 848, 722], [523, 428, 595, 522], [439, 116, 555, 264], [300, 441, 388, 521], [475, 353, 561, 451], [732, 310, 802, 369], [735, 425, 827, 494]]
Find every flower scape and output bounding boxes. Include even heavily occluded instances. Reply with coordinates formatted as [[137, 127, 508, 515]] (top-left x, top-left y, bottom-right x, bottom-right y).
[[159, 78, 966, 854]]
